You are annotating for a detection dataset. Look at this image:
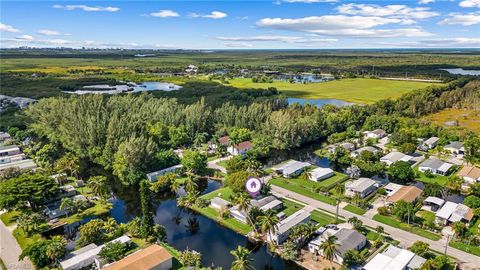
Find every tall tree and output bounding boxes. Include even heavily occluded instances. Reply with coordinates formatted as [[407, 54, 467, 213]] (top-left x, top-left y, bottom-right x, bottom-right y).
[[87, 175, 110, 198], [230, 246, 255, 270], [140, 180, 155, 238], [320, 235, 339, 267], [257, 210, 279, 241]]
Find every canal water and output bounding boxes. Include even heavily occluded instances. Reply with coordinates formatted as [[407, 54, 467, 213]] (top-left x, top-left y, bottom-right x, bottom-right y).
[[287, 98, 353, 108], [109, 179, 302, 270]]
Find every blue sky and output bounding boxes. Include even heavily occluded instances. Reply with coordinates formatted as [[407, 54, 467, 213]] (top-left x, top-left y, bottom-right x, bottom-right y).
[[1, 0, 479, 49]]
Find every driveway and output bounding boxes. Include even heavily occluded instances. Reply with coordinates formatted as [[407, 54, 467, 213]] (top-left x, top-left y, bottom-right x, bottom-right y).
[[270, 185, 479, 269], [0, 219, 34, 270], [207, 156, 232, 174]]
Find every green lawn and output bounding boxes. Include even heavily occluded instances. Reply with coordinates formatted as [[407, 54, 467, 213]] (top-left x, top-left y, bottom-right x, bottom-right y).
[[311, 210, 341, 226], [226, 78, 440, 104], [0, 210, 20, 226], [269, 177, 337, 205], [281, 199, 304, 216], [415, 170, 449, 185], [200, 187, 234, 201], [160, 243, 187, 270], [373, 214, 441, 241], [344, 204, 367, 215], [416, 210, 436, 224], [12, 228, 41, 250], [60, 200, 112, 224], [449, 241, 480, 256]]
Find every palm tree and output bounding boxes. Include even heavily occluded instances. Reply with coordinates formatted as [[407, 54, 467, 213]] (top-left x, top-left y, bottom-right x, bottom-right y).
[[170, 180, 181, 194], [46, 236, 67, 264], [348, 216, 359, 226], [17, 213, 31, 235], [103, 217, 118, 236], [452, 221, 466, 240], [320, 235, 339, 268], [301, 171, 312, 182], [230, 246, 255, 270], [236, 193, 256, 231], [87, 176, 109, 198], [376, 225, 384, 235], [246, 159, 263, 176], [184, 176, 198, 194], [333, 184, 345, 223], [257, 211, 279, 241], [60, 197, 76, 217]]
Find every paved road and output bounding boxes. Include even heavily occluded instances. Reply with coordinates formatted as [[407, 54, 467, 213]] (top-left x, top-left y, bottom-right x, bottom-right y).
[[0, 220, 34, 270], [271, 185, 479, 270], [207, 156, 232, 174]]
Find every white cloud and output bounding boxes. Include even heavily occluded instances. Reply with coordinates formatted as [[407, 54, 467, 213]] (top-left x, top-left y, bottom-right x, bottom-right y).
[[223, 42, 253, 48], [53, 5, 119, 12], [439, 12, 480, 25], [256, 15, 433, 37], [37, 29, 70, 36], [150, 10, 179, 18], [0, 23, 20, 32], [281, 0, 338, 3], [217, 35, 337, 44], [203, 11, 227, 19], [16, 35, 34, 41], [459, 0, 480, 8], [419, 0, 435, 4], [337, 4, 439, 20]]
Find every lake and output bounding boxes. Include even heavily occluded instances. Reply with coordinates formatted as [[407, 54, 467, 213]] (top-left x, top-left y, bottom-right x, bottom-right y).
[[440, 68, 480, 76], [65, 82, 182, 95], [288, 98, 353, 108], [109, 179, 302, 270]]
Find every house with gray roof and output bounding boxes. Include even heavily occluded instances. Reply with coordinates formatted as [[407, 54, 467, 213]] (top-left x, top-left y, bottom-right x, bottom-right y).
[[380, 151, 414, 166], [420, 137, 439, 151], [231, 195, 283, 224], [444, 141, 465, 156], [351, 146, 379, 158], [267, 209, 310, 244], [364, 129, 387, 139], [210, 197, 231, 211], [345, 178, 378, 198], [272, 160, 311, 178], [309, 167, 335, 182], [418, 158, 453, 176], [309, 228, 366, 265]]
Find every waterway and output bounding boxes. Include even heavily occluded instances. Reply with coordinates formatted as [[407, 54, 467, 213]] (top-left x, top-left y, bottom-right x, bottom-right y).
[[109, 179, 302, 270], [287, 98, 353, 108], [440, 68, 480, 76]]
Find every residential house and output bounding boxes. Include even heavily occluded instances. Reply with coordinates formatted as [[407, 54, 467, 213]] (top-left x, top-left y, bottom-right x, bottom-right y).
[[423, 196, 445, 212], [267, 209, 310, 245], [185, 64, 198, 74], [420, 137, 439, 151], [327, 142, 355, 154], [0, 145, 21, 158], [0, 132, 11, 144], [363, 245, 426, 270], [60, 236, 131, 270], [364, 129, 387, 139], [418, 158, 453, 176], [457, 165, 480, 183], [227, 141, 253, 157], [345, 178, 378, 199], [444, 141, 465, 156], [231, 196, 283, 224], [272, 160, 311, 178], [210, 197, 231, 211], [384, 183, 403, 196], [0, 144, 37, 171], [386, 186, 423, 205], [309, 167, 335, 182], [435, 201, 474, 226], [351, 146, 379, 158], [309, 228, 366, 265], [380, 151, 414, 166], [146, 165, 183, 182], [102, 244, 172, 270]]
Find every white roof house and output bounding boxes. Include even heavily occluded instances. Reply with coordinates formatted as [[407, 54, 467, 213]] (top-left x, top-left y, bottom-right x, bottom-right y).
[[422, 137, 439, 150], [423, 196, 445, 212], [210, 197, 231, 210], [364, 129, 387, 139], [309, 228, 366, 264], [0, 159, 37, 171], [267, 209, 310, 245], [384, 183, 403, 196], [345, 178, 378, 198], [435, 201, 474, 225], [380, 151, 413, 166], [351, 146, 379, 158], [444, 141, 465, 155], [273, 160, 311, 178], [146, 164, 182, 182], [363, 245, 426, 270], [231, 195, 283, 223], [309, 167, 335, 182], [60, 236, 131, 270], [418, 158, 453, 176]]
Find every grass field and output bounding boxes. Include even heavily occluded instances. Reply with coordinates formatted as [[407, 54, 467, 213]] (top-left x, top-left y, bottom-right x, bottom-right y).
[[269, 177, 337, 205], [422, 108, 480, 133], [0, 210, 20, 226], [226, 78, 440, 103], [281, 199, 304, 216], [344, 204, 367, 215], [373, 214, 441, 241], [415, 169, 449, 185], [311, 210, 341, 226]]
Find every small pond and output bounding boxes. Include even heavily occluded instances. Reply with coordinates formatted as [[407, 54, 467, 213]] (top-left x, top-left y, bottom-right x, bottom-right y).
[[65, 82, 182, 95], [288, 98, 353, 108], [109, 179, 302, 270], [440, 68, 480, 76]]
